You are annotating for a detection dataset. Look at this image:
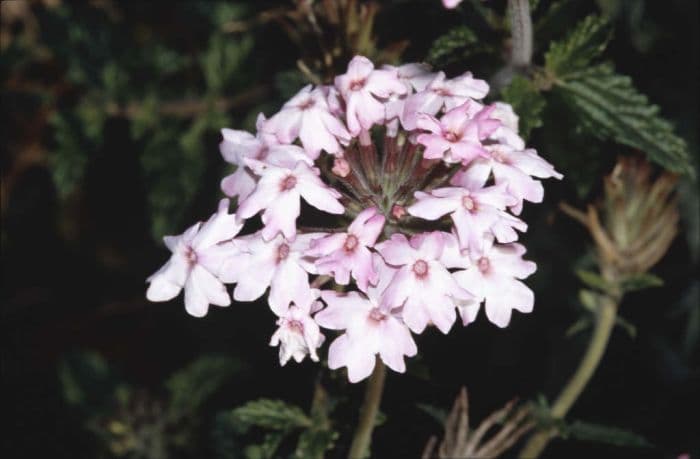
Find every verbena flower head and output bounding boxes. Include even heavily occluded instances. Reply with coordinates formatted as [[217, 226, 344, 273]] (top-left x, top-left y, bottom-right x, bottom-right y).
[[146, 55, 562, 382]]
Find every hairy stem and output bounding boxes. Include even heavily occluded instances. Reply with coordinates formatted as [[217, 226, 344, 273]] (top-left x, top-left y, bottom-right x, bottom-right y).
[[491, 0, 533, 92], [508, 0, 533, 68], [348, 360, 387, 459], [519, 295, 619, 458]]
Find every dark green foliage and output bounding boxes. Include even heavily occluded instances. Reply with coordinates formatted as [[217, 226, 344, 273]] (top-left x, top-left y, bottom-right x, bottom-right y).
[[554, 64, 692, 175], [544, 16, 692, 175], [500, 76, 546, 139], [427, 26, 480, 66], [165, 355, 241, 420], [230, 399, 311, 433], [563, 420, 653, 448], [544, 15, 612, 78]]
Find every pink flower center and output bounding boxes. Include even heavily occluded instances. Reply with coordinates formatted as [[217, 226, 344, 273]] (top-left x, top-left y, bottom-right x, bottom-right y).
[[435, 87, 452, 97], [280, 175, 297, 191], [277, 243, 290, 263], [444, 131, 460, 142], [368, 307, 386, 323], [184, 246, 198, 266], [412, 259, 429, 279], [462, 195, 477, 212], [349, 79, 366, 91], [287, 319, 304, 333], [477, 256, 490, 274], [298, 98, 315, 110], [256, 146, 269, 161], [492, 150, 510, 164], [343, 234, 359, 252]]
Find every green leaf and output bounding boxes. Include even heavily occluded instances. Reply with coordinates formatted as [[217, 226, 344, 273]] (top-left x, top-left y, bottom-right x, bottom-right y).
[[575, 270, 613, 293], [614, 315, 637, 339], [426, 26, 488, 66], [416, 403, 448, 425], [563, 420, 653, 448], [555, 64, 692, 175], [294, 429, 338, 459], [500, 76, 546, 139], [545, 15, 612, 78], [58, 351, 121, 413], [140, 122, 206, 240], [230, 399, 311, 434], [565, 317, 592, 337], [244, 431, 286, 459], [620, 273, 664, 292], [201, 34, 253, 94], [165, 355, 240, 420]]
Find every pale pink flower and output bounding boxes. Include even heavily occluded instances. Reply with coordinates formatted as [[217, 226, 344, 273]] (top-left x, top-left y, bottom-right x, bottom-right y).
[[219, 121, 313, 201], [376, 232, 473, 334], [416, 102, 501, 165], [306, 207, 386, 292], [146, 199, 241, 317], [315, 256, 417, 382], [220, 232, 320, 315], [407, 183, 526, 251], [453, 238, 537, 328], [270, 296, 325, 365], [442, 0, 464, 8], [489, 102, 525, 150], [237, 160, 344, 241], [401, 71, 489, 129], [452, 144, 563, 215], [265, 85, 351, 158], [335, 56, 407, 135], [383, 63, 437, 136]]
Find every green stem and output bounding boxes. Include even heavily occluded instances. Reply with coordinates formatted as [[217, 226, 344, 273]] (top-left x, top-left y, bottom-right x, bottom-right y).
[[519, 296, 618, 458], [347, 360, 386, 459]]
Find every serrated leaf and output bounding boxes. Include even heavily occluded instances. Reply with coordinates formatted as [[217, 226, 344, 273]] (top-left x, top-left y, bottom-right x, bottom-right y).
[[575, 270, 613, 293], [230, 399, 311, 434], [426, 26, 491, 66], [294, 429, 338, 459], [500, 76, 546, 139], [556, 64, 692, 175], [165, 355, 240, 420], [244, 431, 286, 459], [620, 273, 664, 292], [140, 123, 206, 240], [545, 15, 612, 77], [563, 420, 653, 448]]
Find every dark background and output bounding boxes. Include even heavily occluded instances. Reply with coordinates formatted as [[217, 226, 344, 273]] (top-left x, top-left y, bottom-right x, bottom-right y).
[[2, 1, 698, 458]]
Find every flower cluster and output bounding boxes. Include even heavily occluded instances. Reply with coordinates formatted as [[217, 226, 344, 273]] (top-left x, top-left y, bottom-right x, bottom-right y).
[[146, 56, 562, 383]]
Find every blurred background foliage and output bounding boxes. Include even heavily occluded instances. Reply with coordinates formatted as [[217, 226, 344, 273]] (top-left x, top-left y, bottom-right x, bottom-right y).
[[1, 0, 698, 458]]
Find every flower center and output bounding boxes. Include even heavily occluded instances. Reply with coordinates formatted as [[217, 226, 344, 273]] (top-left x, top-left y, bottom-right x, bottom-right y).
[[444, 131, 460, 142], [298, 98, 315, 110], [256, 146, 269, 161], [435, 87, 452, 97], [477, 256, 490, 273], [349, 79, 366, 91], [368, 307, 386, 322], [280, 175, 297, 191], [287, 319, 303, 333], [184, 246, 198, 265], [462, 195, 477, 212], [277, 243, 290, 263], [412, 259, 429, 279], [343, 234, 359, 252]]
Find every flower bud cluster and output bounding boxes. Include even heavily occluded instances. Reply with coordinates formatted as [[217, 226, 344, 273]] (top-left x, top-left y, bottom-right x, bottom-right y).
[[146, 55, 562, 382]]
